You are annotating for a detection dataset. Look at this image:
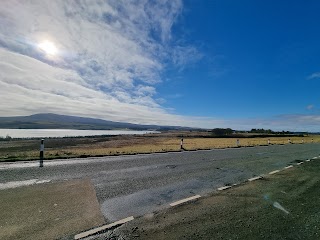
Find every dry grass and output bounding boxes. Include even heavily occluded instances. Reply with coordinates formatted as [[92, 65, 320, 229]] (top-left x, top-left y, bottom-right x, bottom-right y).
[[1, 135, 320, 161]]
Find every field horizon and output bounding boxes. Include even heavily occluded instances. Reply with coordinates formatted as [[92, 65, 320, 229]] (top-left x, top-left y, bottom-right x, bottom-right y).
[[1, 131, 319, 162]]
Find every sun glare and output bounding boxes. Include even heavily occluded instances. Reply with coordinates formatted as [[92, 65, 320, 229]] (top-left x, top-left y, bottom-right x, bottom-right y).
[[38, 40, 57, 56]]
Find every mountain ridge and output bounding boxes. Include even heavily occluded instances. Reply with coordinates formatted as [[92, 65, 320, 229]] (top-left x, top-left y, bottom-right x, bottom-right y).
[[0, 113, 193, 131]]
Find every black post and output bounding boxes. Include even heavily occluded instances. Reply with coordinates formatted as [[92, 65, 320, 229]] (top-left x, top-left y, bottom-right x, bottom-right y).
[[40, 139, 44, 167]]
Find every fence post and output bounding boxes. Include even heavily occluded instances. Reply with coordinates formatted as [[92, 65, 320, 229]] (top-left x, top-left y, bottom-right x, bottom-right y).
[[40, 139, 44, 167], [180, 138, 184, 150]]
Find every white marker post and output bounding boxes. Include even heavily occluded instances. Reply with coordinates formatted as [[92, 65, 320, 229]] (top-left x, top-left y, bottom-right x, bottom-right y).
[[268, 139, 270, 145], [39, 139, 44, 167], [288, 139, 291, 144], [180, 138, 184, 150], [236, 139, 240, 147]]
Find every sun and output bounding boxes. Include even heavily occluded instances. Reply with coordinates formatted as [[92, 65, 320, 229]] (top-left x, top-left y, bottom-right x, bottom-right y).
[[38, 40, 57, 56]]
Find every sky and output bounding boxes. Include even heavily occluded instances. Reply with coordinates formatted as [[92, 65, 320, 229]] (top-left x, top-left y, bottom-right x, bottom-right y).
[[0, 0, 320, 131]]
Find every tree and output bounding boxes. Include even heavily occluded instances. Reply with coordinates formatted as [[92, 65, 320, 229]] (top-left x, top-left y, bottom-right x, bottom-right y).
[[212, 128, 233, 136]]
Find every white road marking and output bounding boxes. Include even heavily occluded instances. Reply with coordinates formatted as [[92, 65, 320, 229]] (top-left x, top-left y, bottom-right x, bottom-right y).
[[248, 176, 262, 181], [284, 165, 293, 169], [269, 170, 280, 175], [306, 159, 311, 162], [218, 186, 231, 191], [169, 195, 201, 207], [36, 180, 51, 184], [74, 216, 134, 239], [0, 156, 142, 170], [0, 179, 51, 190], [296, 162, 303, 165]]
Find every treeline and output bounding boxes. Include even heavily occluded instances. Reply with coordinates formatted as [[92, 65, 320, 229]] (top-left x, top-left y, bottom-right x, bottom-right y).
[[249, 128, 291, 134], [0, 135, 12, 141], [211, 128, 305, 137], [211, 128, 233, 136]]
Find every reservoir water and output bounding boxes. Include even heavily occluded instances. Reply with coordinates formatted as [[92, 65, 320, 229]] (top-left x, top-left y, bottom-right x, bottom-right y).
[[0, 129, 157, 138]]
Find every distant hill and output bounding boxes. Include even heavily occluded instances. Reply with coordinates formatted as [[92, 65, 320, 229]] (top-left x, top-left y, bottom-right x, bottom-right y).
[[0, 113, 193, 131]]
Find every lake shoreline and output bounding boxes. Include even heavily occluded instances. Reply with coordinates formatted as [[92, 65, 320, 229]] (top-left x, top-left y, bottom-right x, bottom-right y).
[[0, 129, 158, 139]]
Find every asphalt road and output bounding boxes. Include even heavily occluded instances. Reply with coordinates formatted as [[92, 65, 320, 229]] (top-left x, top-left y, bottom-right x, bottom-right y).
[[1, 143, 319, 222]]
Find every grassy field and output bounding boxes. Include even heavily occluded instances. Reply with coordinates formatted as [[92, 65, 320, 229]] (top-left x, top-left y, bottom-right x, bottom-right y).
[[1, 132, 320, 161], [113, 158, 320, 240]]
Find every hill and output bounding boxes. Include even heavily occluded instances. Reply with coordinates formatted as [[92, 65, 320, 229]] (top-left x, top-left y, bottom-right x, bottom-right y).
[[0, 113, 191, 131]]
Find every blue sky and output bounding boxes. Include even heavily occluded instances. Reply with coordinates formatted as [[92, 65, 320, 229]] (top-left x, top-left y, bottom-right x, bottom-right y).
[[161, 1, 320, 118], [0, 0, 320, 131]]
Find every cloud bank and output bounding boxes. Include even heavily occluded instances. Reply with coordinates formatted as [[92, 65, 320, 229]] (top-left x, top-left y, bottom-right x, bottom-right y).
[[0, 0, 202, 125], [1, 1, 320, 131]]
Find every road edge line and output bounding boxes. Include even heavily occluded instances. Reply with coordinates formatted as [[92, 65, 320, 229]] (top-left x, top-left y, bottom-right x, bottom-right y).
[[169, 195, 201, 207], [217, 186, 231, 191], [248, 176, 263, 181], [269, 170, 280, 175], [74, 216, 134, 239]]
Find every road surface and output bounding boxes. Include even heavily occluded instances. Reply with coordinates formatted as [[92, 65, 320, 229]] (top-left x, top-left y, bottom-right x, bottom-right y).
[[1, 143, 319, 222]]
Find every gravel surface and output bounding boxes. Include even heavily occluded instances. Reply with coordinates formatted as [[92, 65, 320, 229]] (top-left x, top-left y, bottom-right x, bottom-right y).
[[1, 143, 319, 222]]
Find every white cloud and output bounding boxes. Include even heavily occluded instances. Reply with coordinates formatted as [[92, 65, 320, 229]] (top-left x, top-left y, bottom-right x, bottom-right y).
[[307, 72, 320, 79], [1, 1, 318, 132], [306, 104, 314, 110], [0, 0, 204, 126], [230, 114, 320, 132], [172, 45, 203, 69]]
